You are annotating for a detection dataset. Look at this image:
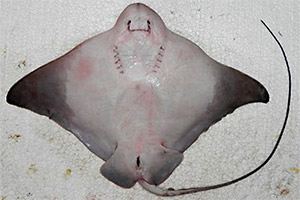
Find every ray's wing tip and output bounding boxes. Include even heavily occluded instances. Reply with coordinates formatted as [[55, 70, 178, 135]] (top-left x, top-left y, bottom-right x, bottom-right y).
[[6, 80, 26, 108], [260, 84, 270, 103], [262, 89, 269, 103], [6, 85, 17, 106]]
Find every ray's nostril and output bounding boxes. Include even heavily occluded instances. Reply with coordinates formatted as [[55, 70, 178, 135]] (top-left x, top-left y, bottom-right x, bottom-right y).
[[127, 20, 131, 25], [147, 20, 151, 25]]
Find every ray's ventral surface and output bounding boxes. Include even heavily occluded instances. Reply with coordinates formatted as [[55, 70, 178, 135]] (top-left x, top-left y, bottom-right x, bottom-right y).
[[7, 3, 289, 196]]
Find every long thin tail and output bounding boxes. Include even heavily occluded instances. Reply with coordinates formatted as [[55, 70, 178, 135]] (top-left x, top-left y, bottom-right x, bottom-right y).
[[139, 20, 292, 196]]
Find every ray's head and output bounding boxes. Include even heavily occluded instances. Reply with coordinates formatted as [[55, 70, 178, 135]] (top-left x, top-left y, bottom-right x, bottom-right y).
[[113, 3, 167, 39]]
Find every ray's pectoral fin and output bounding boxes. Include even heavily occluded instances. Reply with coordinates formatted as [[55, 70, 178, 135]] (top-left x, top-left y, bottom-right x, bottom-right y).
[[6, 55, 115, 161], [100, 146, 138, 188], [100, 145, 183, 188], [142, 145, 183, 186], [218, 65, 269, 109], [6, 61, 72, 127]]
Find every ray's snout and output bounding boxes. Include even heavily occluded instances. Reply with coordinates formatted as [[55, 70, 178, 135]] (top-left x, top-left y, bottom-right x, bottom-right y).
[[114, 3, 167, 37], [127, 17, 151, 32]]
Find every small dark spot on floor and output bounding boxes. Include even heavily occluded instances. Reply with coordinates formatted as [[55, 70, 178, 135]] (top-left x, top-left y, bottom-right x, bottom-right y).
[[27, 164, 38, 174], [278, 31, 283, 37], [170, 10, 174, 14], [64, 168, 72, 178], [2, 45, 8, 58], [276, 185, 290, 196], [280, 188, 289, 195], [8, 134, 21, 141], [26, 192, 33, 197], [18, 60, 26, 68], [86, 193, 99, 200]]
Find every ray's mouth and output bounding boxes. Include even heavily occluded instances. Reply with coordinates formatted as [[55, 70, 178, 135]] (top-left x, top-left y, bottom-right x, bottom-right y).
[[127, 20, 151, 33]]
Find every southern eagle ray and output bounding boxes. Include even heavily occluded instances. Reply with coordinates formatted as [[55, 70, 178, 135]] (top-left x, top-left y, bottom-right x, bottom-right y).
[[7, 3, 291, 196]]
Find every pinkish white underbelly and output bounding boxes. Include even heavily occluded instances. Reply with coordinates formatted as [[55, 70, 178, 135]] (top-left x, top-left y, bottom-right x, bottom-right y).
[[113, 33, 165, 81]]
